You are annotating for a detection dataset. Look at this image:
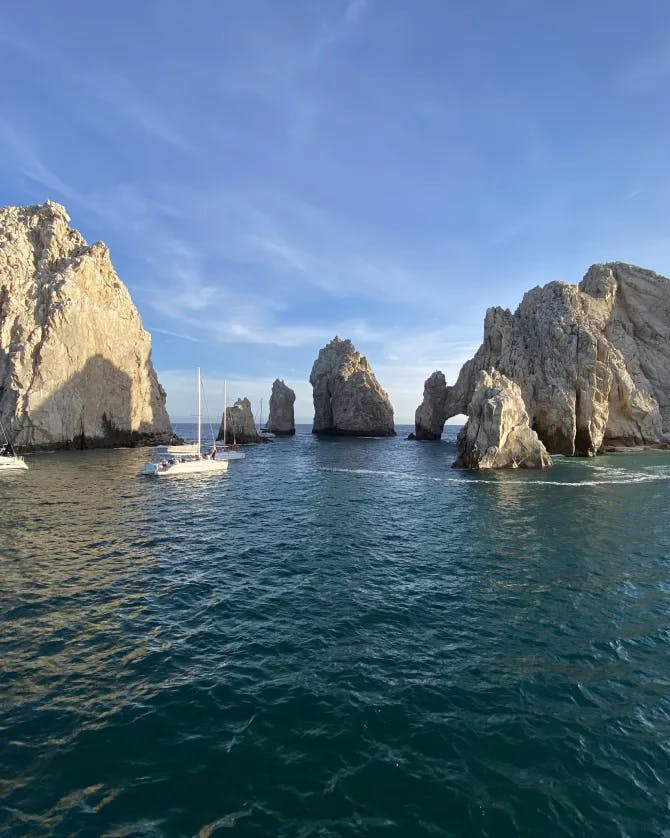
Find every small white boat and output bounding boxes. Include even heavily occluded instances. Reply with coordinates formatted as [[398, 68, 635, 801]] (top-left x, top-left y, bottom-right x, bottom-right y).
[[140, 369, 229, 477], [0, 452, 28, 471], [0, 423, 28, 471]]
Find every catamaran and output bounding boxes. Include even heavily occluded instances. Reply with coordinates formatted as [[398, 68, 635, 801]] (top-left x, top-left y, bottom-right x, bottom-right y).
[[140, 369, 229, 477], [0, 422, 28, 471], [215, 381, 245, 460]]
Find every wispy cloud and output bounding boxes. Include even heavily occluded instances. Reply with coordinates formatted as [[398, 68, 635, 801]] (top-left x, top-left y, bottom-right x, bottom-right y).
[[311, 0, 367, 61], [150, 327, 202, 343], [0, 116, 80, 201]]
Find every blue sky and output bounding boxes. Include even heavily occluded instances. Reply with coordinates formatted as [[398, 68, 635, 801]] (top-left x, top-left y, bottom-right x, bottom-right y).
[[1, 1, 669, 423]]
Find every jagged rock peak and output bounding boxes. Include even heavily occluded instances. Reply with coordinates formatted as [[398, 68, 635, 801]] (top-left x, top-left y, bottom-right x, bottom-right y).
[[217, 396, 262, 444], [266, 379, 295, 436], [309, 336, 395, 436], [453, 370, 553, 469], [0, 200, 172, 450], [444, 262, 670, 456], [413, 370, 448, 440]]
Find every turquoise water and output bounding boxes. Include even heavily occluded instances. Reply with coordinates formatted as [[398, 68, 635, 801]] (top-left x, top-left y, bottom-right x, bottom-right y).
[[2, 425, 670, 836]]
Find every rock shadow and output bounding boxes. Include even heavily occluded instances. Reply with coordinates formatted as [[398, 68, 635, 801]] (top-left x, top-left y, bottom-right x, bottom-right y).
[[1, 354, 173, 451]]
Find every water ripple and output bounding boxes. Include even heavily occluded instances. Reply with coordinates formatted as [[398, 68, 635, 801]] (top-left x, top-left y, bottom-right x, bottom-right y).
[[2, 429, 670, 835]]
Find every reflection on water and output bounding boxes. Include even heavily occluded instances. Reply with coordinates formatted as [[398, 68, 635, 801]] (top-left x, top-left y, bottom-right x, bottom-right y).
[[2, 430, 670, 835]]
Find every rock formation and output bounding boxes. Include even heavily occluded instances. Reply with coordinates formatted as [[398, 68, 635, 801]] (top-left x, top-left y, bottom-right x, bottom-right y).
[[310, 337, 395, 436], [217, 397, 261, 444], [453, 370, 553, 469], [265, 379, 295, 435], [414, 262, 670, 457], [0, 200, 172, 450], [412, 370, 448, 440]]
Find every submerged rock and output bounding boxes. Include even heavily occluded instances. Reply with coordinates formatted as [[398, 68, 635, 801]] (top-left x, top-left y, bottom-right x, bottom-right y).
[[0, 201, 172, 450], [413, 370, 448, 440], [309, 337, 395, 436], [265, 379, 295, 436], [453, 370, 553, 469], [217, 397, 262, 444]]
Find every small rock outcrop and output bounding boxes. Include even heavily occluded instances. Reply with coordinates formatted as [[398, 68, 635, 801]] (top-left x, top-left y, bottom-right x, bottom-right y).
[[217, 397, 261, 444], [265, 379, 295, 435], [453, 370, 553, 469], [310, 337, 395, 436], [413, 370, 448, 439], [0, 201, 172, 450]]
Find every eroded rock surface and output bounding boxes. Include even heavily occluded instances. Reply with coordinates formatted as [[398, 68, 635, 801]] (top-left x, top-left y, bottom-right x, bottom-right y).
[[0, 201, 172, 449], [453, 370, 553, 469], [217, 397, 261, 444], [413, 370, 448, 439], [441, 262, 670, 456], [266, 379, 295, 435], [310, 337, 395, 436]]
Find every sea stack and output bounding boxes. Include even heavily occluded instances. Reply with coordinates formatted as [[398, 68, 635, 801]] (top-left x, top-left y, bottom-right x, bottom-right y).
[[309, 337, 395, 436], [413, 370, 449, 440], [453, 370, 553, 469], [0, 201, 172, 450], [265, 379, 295, 436], [217, 397, 261, 444]]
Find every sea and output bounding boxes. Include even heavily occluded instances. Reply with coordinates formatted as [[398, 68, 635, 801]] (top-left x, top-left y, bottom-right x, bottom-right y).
[[2, 424, 670, 837]]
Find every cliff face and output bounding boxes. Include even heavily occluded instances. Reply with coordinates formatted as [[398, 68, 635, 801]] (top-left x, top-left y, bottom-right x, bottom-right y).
[[265, 379, 295, 436], [425, 262, 670, 457], [0, 201, 172, 449], [309, 337, 395, 436], [453, 370, 553, 469]]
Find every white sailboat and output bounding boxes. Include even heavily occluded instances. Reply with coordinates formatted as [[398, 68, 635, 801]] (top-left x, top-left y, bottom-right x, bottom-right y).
[[0, 422, 28, 471], [215, 381, 245, 460], [140, 369, 229, 477]]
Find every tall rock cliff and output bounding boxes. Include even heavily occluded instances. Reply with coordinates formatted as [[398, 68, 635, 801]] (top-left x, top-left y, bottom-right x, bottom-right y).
[[453, 370, 553, 469], [217, 397, 261, 444], [0, 201, 172, 450], [266, 379, 295, 436], [310, 337, 395, 436]]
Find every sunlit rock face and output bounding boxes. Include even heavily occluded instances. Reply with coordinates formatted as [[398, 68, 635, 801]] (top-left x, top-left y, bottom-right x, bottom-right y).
[[453, 369, 553, 469], [217, 397, 261, 444], [310, 337, 395, 436], [0, 201, 172, 449], [443, 263, 670, 456], [265, 379, 295, 436]]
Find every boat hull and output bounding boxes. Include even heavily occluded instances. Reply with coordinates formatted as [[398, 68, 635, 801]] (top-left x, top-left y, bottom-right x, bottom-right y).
[[141, 458, 229, 477], [0, 455, 28, 471]]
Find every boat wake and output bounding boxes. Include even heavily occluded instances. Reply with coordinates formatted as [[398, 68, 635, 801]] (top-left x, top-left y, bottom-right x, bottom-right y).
[[319, 465, 670, 487]]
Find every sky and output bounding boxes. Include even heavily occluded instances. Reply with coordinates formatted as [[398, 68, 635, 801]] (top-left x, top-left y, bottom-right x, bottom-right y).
[[1, 1, 670, 423]]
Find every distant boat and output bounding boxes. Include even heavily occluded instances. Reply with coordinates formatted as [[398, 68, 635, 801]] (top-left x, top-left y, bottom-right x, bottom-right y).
[[257, 397, 275, 439], [140, 369, 229, 477], [0, 422, 28, 471], [215, 381, 246, 460]]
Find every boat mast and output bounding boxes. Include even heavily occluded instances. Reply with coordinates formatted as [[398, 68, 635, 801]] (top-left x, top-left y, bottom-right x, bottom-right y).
[[223, 381, 227, 445], [197, 367, 202, 451]]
